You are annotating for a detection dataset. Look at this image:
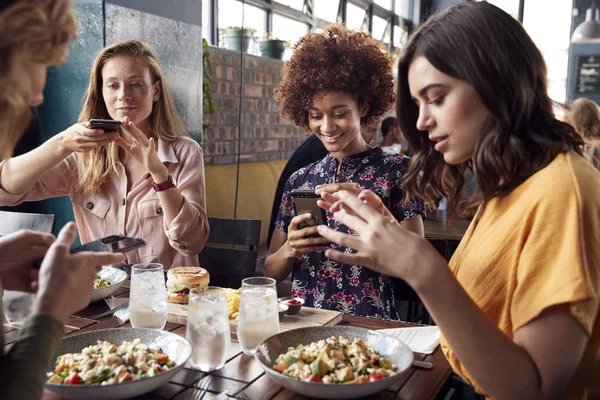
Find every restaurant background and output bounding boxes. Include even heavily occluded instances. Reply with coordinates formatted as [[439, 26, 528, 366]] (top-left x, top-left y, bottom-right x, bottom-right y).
[[6, 0, 574, 248]]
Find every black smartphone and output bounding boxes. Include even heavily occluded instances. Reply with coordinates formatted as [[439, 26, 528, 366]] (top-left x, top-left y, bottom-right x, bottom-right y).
[[88, 119, 122, 132], [70, 235, 146, 254], [291, 189, 327, 237]]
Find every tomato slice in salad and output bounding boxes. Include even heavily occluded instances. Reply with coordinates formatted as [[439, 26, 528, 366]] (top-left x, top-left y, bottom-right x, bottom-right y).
[[309, 375, 322, 383], [368, 372, 384, 382], [66, 372, 81, 385]]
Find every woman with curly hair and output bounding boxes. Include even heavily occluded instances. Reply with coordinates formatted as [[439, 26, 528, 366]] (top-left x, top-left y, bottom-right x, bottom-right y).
[[265, 25, 425, 321], [0, 1, 125, 398], [566, 97, 600, 170], [0, 40, 209, 271], [317, 3, 600, 399]]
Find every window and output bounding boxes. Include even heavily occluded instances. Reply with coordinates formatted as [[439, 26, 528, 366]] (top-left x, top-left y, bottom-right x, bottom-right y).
[[484, 0, 520, 20], [202, 0, 211, 44], [393, 24, 408, 49], [275, 0, 304, 11], [218, 0, 266, 53], [372, 15, 390, 43], [395, 0, 410, 20], [272, 13, 309, 60], [314, 0, 339, 23], [523, 0, 572, 102], [374, 0, 393, 10], [346, 2, 367, 31]]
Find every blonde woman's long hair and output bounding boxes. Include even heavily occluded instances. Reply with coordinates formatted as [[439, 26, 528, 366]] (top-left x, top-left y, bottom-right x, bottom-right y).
[[78, 40, 187, 193], [0, 0, 76, 160]]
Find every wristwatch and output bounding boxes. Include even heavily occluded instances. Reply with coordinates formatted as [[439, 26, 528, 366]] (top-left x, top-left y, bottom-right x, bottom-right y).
[[152, 173, 176, 192]]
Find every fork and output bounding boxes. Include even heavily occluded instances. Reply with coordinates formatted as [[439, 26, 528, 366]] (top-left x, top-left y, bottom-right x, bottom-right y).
[[236, 390, 250, 400], [192, 375, 212, 400], [113, 304, 129, 323], [95, 303, 128, 320]]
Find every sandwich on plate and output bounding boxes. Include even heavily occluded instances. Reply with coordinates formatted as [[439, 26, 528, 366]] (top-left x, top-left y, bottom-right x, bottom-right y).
[[166, 266, 210, 304]]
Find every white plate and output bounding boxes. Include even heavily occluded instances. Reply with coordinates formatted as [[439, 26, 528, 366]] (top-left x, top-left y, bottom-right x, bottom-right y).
[[45, 328, 191, 400], [89, 266, 128, 303], [255, 326, 414, 399]]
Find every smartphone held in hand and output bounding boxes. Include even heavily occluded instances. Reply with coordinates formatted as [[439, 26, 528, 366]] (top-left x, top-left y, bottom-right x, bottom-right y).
[[88, 119, 122, 132], [70, 235, 145, 254], [291, 189, 327, 237]]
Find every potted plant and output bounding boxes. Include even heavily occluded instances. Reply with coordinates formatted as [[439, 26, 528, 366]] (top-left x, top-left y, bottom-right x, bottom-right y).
[[223, 26, 255, 53], [259, 34, 288, 60]]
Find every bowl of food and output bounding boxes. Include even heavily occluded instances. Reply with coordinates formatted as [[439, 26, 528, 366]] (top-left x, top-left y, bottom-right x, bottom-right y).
[[255, 326, 413, 399], [278, 296, 304, 315], [89, 266, 128, 303], [278, 303, 289, 321], [45, 328, 191, 400]]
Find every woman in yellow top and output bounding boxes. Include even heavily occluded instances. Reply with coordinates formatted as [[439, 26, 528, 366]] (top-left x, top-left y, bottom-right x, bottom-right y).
[[317, 3, 600, 399]]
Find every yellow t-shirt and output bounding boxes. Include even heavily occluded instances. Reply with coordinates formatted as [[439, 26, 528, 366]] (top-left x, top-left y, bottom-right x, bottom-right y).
[[441, 152, 600, 399]]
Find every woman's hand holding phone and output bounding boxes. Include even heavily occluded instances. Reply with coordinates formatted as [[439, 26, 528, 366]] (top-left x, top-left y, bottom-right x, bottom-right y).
[[58, 122, 120, 154], [284, 213, 330, 258]]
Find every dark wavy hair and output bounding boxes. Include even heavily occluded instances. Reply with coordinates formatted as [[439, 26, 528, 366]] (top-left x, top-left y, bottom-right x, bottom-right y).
[[276, 25, 396, 131], [397, 2, 583, 217]]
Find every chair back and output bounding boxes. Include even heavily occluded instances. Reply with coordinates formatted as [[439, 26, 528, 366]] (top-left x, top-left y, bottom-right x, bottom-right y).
[[0, 210, 56, 235], [199, 217, 261, 288]]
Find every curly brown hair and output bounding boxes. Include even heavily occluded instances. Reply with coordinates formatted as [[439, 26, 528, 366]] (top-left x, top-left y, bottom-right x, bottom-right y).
[[275, 25, 395, 131]]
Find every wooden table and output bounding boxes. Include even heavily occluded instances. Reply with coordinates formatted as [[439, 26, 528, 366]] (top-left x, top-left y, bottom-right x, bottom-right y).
[[5, 284, 451, 400]]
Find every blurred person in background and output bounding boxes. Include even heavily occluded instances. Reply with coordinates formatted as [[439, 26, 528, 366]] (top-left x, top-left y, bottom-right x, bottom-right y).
[[0, 40, 209, 270], [0, 1, 125, 398], [317, 3, 600, 399], [565, 97, 600, 170]]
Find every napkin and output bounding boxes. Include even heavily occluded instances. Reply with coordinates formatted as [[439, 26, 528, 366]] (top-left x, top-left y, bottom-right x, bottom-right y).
[[378, 326, 441, 354], [104, 296, 128, 309]]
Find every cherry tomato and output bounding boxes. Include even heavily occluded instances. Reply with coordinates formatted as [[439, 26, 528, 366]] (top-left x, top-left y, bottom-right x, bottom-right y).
[[369, 372, 384, 382], [155, 365, 163, 373], [309, 375, 323, 383], [66, 372, 81, 385]]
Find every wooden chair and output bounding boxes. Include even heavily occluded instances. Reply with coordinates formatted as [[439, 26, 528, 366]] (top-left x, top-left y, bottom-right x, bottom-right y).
[[0, 210, 56, 236], [198, 217, 261, 288]]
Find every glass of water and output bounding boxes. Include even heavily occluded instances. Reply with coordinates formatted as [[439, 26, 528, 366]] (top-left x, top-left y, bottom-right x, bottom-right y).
[[2, 290, 34, 327], [186, 287, 231, 371], [130, 263, 168, 329], [237, 277, 279, 356]]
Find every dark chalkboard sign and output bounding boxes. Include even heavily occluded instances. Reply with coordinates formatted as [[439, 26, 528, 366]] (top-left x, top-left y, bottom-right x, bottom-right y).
[[576, 55, 600, 95]]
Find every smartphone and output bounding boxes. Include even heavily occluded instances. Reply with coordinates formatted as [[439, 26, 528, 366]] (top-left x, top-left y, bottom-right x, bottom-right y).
[[70, 235, 146, 254], [291, 189, 327, 237], [88, 119, 122, 132]]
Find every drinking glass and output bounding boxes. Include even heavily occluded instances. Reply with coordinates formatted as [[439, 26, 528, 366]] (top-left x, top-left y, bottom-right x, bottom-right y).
[[237, 277, 279, 355], [186, 287, 231, 371], [2, 290, 34, 327], [130, 263, 168, 329]]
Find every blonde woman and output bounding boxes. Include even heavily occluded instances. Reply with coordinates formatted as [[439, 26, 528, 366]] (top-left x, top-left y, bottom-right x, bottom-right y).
[[0, 40, 210, 269], [0, 1, 125, 398], [566, 97, 600, 170]]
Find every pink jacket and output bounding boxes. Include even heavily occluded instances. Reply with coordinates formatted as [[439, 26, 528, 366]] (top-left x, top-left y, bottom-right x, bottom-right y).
[[0, 137, 209, 269]]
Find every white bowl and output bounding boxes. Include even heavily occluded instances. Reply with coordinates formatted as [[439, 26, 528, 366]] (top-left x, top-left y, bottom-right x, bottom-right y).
[[255, 326, 414, 399], [45, 328, 191, 400], [89, 266, 128, 303]]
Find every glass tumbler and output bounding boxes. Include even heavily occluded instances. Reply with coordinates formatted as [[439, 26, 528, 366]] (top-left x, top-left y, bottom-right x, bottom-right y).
[[186, 287, 231, 371], [129, 263, 168, 329], [237, 277, 279, 355]]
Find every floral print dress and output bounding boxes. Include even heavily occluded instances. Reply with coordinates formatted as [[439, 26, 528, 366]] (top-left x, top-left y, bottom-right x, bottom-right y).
[[275, 147, 426, 320]]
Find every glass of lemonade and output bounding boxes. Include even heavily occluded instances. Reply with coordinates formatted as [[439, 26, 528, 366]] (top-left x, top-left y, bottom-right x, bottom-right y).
[[130, 263, 168, 329], [237, 277, 279, 355], [186, 287, 231, 371]]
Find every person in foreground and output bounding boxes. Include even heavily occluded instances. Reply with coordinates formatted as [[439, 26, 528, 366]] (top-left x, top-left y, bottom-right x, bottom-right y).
[[316, 3, 600, 399], [265, 25, 425, 320], [0, 39, 209, 269], [0, 1, 126, 398]]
